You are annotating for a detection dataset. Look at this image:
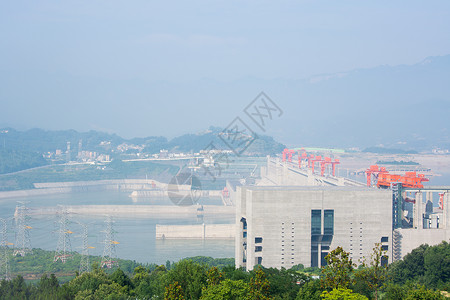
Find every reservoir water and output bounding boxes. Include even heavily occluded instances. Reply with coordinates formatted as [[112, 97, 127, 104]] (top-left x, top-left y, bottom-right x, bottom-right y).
[[2, 170, 448, 266], [0, 191, 234, 265]]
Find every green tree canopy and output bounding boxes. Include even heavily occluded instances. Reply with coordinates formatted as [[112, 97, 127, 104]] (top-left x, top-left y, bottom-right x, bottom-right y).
[[355, 243, 389, 300], [200, 279, 249, 300], [321, 247, 355, 290], [320, 288, 368, 300], [164, 281, 184, 300], [165, 260, 208, 300], [248, 267, 270, 300]]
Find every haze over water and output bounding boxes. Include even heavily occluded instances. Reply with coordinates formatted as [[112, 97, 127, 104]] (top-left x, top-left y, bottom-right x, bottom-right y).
[[0, 191, 234, 264]]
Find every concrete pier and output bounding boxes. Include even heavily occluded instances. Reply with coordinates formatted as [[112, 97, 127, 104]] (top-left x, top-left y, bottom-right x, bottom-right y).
[[156, 224, 235, 239], [26, 205, 235, 218]]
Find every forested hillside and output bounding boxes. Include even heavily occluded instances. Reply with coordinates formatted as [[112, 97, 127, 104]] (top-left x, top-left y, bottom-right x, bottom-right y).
[[0, 149, 48, 175], [0, 127, 285, 156], [1, 242, 449, 299]]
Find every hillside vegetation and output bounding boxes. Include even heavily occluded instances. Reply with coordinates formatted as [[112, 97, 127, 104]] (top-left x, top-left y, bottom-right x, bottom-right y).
[[1, 242, 449, 299]]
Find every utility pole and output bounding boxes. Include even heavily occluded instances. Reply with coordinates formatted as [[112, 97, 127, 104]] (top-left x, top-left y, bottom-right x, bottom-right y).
[[54, 207, 73, 263], [101, 216, 119, 269], [13, 202, 32, 256], [0, 218, 11, 280], [78, 222, 94, 274]]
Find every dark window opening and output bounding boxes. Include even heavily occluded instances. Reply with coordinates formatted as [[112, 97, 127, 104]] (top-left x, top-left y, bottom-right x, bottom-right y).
[[382, 245, 388, 251], [311, 248, 318, 267], [311, 210, 322, 234], [321, 252, 328, 267], [322, 235, 333, 243], [324, 210, 334, 235], [255, 237, 263, 243], [255, 246, 262, 252], [381, 236, 389, 243], [256, 257, 262, 265], [311, 235, 321, 242], [240, 218, 247, 230]]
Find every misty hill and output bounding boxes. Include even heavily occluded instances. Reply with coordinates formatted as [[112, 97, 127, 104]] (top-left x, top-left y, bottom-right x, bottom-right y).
[[2, 55, 450, 151], [280, 54, 450, 150], [0, 126, 285, 158], [219, 55, 450, 150]]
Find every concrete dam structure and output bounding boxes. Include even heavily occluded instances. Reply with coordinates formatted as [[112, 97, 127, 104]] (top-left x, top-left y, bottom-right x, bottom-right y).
[[233, 156, 450, 271], [25, 205, 235, 218], [156, 224, 235, 239], [0, 179, 168, 200], [259, 157, 365, 187]]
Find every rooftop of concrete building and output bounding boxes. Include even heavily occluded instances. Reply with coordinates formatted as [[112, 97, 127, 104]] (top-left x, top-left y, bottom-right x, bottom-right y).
[[241, 185, 387, 192]]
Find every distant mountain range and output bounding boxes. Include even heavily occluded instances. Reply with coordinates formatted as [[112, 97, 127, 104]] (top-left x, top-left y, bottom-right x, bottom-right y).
[[243, 54, 450, 151], [0, 127, 285, 157], [203, 54, 450, 151], [2, 55, 450, 151]]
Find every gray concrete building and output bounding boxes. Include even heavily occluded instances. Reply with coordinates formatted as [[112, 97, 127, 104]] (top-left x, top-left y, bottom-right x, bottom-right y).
[[392, 188, 450, 261], [233, 157, 450, 271], [235, 185, 392, 270]]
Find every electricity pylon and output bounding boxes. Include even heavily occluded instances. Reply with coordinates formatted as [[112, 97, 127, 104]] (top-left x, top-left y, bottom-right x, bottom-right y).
[[54, 207, 73, 263], [0, 218, 12, 280], [101, 216, 119, 269], [13, 202, 32, 256], [78, 222, 94, 274]]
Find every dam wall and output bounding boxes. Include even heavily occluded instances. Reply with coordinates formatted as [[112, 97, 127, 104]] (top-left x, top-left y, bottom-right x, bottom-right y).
[[0, 179, 227, 200], [0, 187, 74, 200], [0, 179, 167, 200], [131, 189, 223, 198], [34, 179, 168, 190], [262, 158, 363, 187], [26, 205, 236, 218], [156, 224, 235, 239]]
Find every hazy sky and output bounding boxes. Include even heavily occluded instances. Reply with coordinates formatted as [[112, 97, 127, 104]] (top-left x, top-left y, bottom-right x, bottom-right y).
[[1, 1, 450, 139]]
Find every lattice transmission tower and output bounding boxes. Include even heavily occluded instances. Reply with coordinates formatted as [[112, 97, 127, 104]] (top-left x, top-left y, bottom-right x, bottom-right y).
[[0, 218, 12, 280], [101, 216, 119, 269], [54, 207, 73, 263], [13, 202, 32, 256], [78, 222, 94, 274]]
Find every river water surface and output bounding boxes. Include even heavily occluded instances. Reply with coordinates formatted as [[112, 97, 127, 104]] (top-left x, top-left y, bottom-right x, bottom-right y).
[[0, 190, 234, 265]]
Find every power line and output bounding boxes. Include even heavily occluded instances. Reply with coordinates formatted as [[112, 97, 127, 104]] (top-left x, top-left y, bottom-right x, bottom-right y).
[[0, 218, 11, 280], [77, 222, 94, 274], [54, 207, 73, 263], [101, 216, 119, 269], [13, 202, 32, 257]]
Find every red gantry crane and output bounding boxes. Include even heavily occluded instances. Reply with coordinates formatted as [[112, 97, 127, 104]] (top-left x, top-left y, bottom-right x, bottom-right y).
[[439, 193, 445, 210], [281, 149, 340, 177], [365, 165, 429, 189], [377, 171, 429, 188], [331, 159, 340, 177], [298, 151, 308, 168], [311, 156, 323, 174], [282, 148, 296, 162], [319, 157, 341, 177], [365, 165, 388, 187]]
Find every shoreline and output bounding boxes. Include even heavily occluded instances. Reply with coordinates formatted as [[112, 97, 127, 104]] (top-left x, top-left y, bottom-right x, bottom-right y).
[[25, 204, 236, 218], [0, 179, 167, 200]]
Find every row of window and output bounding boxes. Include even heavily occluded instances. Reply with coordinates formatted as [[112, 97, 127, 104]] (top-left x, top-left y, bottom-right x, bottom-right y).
[[311, 210, 334, 235], [311, 210, 335, 268]]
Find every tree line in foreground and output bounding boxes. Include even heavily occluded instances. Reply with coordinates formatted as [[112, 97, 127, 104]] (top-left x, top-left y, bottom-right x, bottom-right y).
[[1, 242, 449, 299]]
